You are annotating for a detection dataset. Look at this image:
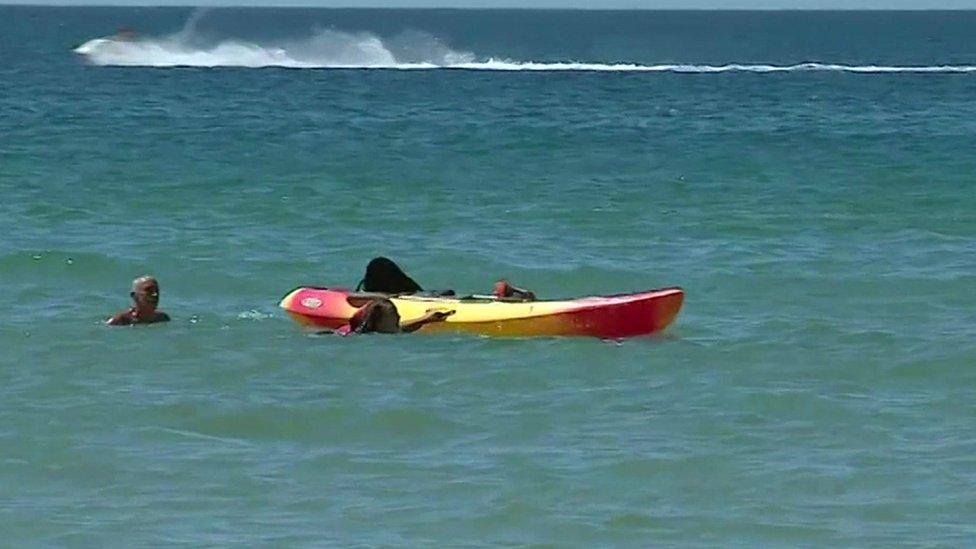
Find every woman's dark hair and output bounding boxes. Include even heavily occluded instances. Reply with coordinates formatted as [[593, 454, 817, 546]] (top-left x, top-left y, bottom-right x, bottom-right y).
[[356, 257, 423, 294]]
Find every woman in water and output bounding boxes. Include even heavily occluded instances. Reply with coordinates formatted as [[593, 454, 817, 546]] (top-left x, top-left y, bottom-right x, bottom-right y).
[[336, 298, 454, 335]]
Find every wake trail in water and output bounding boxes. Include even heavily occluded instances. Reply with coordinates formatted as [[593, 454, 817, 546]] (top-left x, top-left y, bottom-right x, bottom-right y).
[[73, 27, 976, 73]]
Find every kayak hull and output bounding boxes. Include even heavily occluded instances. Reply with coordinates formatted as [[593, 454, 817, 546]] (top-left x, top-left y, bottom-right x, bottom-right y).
[[279, 287, 684, 339]]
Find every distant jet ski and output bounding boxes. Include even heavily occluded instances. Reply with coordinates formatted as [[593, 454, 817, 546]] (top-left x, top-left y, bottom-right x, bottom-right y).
[[73, 28, 139, 56], [72, 29, 294, 68]]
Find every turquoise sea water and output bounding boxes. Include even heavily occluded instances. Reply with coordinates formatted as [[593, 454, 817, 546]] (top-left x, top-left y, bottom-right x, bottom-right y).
[[2, 7, 976, 545]]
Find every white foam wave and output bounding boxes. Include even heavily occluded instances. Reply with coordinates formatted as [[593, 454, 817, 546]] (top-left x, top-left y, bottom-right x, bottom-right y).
[[73, 32, 976, 73]]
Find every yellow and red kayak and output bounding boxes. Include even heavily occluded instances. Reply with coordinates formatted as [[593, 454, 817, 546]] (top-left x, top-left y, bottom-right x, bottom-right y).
[[279, 286, 684, 339]]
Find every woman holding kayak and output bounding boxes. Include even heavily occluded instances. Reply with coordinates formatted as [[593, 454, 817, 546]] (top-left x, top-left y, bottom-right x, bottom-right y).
[[335, 298, 454, 335], [333, 257, 533, 335]]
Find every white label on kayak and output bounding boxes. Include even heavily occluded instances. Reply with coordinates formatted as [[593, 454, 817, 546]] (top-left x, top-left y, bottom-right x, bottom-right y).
[[300, 297, 322, 309]]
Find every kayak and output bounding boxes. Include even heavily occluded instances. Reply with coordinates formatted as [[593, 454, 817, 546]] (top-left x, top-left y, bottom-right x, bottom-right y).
[[279, 286, 684, 339]]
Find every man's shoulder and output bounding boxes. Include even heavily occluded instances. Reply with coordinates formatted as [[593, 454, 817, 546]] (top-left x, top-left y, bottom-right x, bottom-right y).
[[106, 310, 169, 325], [106, 310, 134, 326]]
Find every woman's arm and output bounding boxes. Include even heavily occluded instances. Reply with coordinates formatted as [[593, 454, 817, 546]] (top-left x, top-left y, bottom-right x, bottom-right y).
[[400, 309, 455, 333]]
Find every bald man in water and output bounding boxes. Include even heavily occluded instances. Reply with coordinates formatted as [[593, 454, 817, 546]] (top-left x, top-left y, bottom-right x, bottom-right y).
[[106, 275, 170, 326]]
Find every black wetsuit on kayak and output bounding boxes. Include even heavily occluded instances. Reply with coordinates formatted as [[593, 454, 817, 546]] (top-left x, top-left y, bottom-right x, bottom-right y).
[[356, 257, 424, 294], [354, 257, 459, 297]]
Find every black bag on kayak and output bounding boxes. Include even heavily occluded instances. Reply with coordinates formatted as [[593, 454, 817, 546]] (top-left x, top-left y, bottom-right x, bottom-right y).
[[356, 257, 424, 294]]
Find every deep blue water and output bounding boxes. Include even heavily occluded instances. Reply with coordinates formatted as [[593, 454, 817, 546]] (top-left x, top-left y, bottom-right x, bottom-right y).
[[2, 7, 976, 546]]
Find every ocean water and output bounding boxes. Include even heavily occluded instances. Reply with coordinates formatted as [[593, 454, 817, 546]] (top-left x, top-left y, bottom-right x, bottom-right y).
[[2, 6, 976, 545]]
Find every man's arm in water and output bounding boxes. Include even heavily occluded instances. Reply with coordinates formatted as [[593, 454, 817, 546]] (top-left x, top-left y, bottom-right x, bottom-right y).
[[400, 310, 454, 333]]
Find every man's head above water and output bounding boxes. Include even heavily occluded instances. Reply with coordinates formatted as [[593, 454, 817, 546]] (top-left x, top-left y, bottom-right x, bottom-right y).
[[106, 275, 170, 326], [131, 275, 160, 312]]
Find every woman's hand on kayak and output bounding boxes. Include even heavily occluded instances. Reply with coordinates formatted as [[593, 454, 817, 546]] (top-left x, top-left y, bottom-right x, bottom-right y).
[[425, 309, 455, 322], [400, 309, 455, 333]]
